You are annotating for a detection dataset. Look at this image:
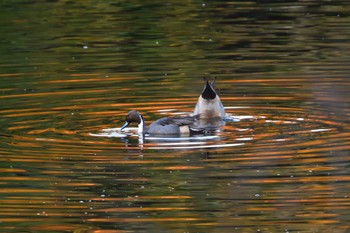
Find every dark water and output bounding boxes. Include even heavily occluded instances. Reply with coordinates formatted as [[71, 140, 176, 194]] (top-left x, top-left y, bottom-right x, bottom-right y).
[[1, 1, 349, 232]]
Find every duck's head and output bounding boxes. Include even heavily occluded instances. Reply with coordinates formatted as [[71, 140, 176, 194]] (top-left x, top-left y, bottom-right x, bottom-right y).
[[121, 110, 143, 130]]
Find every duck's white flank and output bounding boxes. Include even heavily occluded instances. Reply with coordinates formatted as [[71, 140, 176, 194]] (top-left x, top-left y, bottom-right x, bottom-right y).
[[179, 125, 190, 134]]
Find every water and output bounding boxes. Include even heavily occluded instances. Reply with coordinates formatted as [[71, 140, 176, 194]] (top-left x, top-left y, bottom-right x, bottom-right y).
[[1, 1, 349, 232]]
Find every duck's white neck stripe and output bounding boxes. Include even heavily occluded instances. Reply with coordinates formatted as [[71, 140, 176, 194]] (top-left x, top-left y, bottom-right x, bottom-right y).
[[138, 115, 144, 133]]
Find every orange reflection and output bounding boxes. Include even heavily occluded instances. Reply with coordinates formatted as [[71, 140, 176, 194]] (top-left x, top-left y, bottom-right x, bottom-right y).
[[94, 207, 189, 212], [88, 217, 201, 223], [152, 165, 203, 170], [91, 196, 192, 201]]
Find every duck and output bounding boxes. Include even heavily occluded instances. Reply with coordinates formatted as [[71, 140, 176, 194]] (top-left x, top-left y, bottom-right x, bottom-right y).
[[193, 77, 225, 119], [121, 110, 201, 135]]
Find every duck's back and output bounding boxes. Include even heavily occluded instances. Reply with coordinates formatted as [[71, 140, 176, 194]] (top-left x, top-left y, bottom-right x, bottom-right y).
[[147, 116, 196, 135], [147, 117, 181, 135]]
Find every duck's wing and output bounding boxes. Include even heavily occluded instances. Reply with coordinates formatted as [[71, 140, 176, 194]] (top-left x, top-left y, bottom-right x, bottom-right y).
[[157, 115, 199, 126], [171, 116, 197, 126]]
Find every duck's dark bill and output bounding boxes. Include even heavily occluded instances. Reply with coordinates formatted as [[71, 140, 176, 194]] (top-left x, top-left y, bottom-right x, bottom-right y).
[[121, 122, 129, 130]]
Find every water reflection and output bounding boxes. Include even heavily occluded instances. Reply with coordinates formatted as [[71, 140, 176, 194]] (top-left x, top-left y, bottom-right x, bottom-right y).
[[1, 98, 349, 232]]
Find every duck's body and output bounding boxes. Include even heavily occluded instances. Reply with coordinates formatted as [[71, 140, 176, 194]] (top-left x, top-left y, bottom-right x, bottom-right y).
[[193, 78, 225, 119], [121, 110, 200, 135]]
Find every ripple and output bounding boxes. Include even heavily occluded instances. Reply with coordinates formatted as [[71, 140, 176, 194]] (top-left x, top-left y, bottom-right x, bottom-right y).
[[2, 99, 348, 154]]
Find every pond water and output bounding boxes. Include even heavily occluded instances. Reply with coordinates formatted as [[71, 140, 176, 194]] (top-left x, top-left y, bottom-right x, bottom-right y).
[[1, 1, 349, 232]]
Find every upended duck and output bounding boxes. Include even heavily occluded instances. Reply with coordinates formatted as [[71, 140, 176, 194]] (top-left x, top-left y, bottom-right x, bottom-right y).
[[193, 78, 225, 119], [121, 110, 201, 135]]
